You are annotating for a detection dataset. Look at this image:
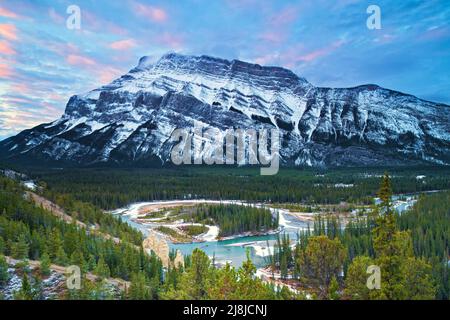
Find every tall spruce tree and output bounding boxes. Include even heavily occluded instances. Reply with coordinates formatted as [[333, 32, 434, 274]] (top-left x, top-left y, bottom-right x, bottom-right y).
[[297, 235, 347, 299], [40, 252, 51, 276], [0, 255, 9, 286]]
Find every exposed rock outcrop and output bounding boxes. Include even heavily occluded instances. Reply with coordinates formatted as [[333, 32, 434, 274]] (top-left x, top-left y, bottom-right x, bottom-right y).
[[142, 232, 170, 267]]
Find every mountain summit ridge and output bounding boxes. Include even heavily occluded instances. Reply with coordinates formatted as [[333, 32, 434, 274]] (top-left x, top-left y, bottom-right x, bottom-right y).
[[1, 52, 449, 167]]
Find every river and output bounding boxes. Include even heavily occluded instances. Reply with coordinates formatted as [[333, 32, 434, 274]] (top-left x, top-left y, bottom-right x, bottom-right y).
[[110, 195, 418, 268]]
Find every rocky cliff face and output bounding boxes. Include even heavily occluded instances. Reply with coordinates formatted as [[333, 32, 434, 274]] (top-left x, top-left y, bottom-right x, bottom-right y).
[[142, 232, 184, 268], [1, 52, 449, 167]]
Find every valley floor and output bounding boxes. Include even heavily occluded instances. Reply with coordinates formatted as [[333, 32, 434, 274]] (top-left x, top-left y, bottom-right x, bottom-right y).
[[110, 194, 419, 268]]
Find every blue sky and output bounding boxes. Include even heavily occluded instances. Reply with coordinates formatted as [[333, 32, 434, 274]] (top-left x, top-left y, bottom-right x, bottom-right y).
[[0, 0, 449, 140]]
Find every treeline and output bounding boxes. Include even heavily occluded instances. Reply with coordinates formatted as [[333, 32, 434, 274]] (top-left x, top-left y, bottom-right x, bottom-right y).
[[26, 166, 450, 210], [192, 204, 278, 237]]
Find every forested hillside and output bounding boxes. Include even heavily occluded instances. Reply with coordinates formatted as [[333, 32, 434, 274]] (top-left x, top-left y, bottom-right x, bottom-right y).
[[0, 176, 164, 299]]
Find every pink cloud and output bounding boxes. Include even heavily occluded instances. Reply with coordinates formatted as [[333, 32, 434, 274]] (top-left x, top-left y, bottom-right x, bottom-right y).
[[47, 92, 66, 101], [47, 42, 79, 57], [98, 66, 122, 84], [157, 32, 183, 49], [0, 106, 58, 133], [48, 8, 65, 25], [418, 26, 450, 41], [134, 3, 168, 23], [0, 24, 18, 41], [254, 55, 277, 66], [3, 96, 31, 104], [0, 6, 18, 19], [10, 82, 32, 95], [258, 5, 300, 47], [82, 10, 128, 36], [260, 31, 286, 44], [296, 40, 345, 62], [0, 62, 14, 77], [373, 33, 396, 44], [269, 6, 298, 28], [55, 46, 123, 85], [109, 39, 137, 50], [66, 54, 96, 67], [0, 40, 16, 55], [66, 53, 123, 84], [254, 40, 345, 69]]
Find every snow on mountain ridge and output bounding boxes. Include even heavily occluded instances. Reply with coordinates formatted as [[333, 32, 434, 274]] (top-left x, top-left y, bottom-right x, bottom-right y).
[[103, 53, 311, 117]]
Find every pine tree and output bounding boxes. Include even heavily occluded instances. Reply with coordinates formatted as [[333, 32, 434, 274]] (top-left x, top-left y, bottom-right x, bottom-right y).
[[32, 275, 44, 300], [14, 274, 33, 300], [297, 235, 346, 299], [0, 236, 5, 255], [47, 228, 63, 260], [371, 173, 403, 299], [54, 246, 69, 266], [401, 257, 436, 299], [207, 263, 238, 299], [11, 234, 29, 260], [94, 256, 110, 279], [344, 256, 374, 300], [378, 172, 392, 210], [40, 252, 51, 276], [373, 173, 397, 258], [163, 249, 212, 299], [70, 250, 87, 274], [87, 254, 97, 271], [186, 248, 211, 299], [235, 252, 275, 299], [128, 272, 151, 300], [328, 276, 340, 300], [0, 255, 9, 286]]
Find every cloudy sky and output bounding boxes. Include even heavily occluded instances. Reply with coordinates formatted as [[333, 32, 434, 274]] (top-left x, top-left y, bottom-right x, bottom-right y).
[[0, 0, 449, 140]]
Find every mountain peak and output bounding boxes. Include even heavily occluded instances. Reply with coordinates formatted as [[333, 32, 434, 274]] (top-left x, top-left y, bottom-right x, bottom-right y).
[[1, 52, 449, 167], [133, 52, 307, 86]]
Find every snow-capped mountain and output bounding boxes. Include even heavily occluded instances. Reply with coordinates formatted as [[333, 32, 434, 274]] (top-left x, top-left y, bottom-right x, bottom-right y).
[[1, 52, 449, 167]]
